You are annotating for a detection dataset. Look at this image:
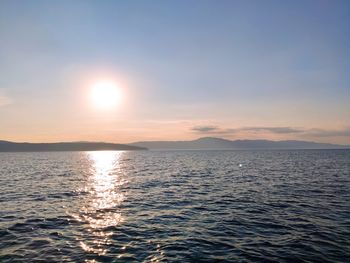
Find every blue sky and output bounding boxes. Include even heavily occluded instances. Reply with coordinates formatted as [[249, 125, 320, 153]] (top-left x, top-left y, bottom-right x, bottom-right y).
[[0, 0, 350, 143]]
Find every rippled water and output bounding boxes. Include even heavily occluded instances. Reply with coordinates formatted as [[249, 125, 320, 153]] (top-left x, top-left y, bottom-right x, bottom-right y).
[[1, 150, 350, 262]]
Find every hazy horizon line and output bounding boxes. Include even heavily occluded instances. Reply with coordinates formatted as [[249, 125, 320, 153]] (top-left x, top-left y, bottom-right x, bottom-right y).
[[1, 136, 349, 146]]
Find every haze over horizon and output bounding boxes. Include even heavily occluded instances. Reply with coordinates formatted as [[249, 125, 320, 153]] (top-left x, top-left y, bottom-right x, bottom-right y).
[[1, 0, 350, 144]]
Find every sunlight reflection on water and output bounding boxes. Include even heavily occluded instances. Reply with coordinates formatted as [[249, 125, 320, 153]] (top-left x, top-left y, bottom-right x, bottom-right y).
[[72, 151, 126, 256], [88, 151, 125, 213]]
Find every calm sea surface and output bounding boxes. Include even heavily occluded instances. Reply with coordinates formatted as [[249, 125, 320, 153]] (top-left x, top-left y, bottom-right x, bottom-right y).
[[0, 150, 349, 262]]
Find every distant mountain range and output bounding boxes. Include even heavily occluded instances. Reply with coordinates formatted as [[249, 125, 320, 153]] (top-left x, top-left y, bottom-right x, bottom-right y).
[[1, 137, 349, 152], [0, 141, 146, 152], [129, 137, 350, 150]]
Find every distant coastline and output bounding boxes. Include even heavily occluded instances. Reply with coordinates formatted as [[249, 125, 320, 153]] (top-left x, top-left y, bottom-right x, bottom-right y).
[[1, 137, 349, 152], [129, 137, 350, 150], [0, 141, 147, 152]]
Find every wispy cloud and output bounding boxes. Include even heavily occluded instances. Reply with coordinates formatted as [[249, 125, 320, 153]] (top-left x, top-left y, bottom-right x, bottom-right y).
[[0, 95, 12, 106], [191, 125, 303, 135], [191, 125, 350, 138], [192, 125, 219, 132], [306, 128, 350, 137], [240, 127, 304, 134]]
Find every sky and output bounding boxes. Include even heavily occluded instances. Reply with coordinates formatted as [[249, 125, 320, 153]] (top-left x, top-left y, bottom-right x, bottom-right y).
[[0, 0, 350, 144]]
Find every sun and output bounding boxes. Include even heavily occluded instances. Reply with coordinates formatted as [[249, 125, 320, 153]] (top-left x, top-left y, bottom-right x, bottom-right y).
[[90, 81, 121, 109]]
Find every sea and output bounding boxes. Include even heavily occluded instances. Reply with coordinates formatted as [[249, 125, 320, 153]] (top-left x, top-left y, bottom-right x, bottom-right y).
[[0, 150, 349, 262]]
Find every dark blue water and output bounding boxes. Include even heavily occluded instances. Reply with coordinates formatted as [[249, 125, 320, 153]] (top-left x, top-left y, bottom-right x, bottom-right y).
[[1, 150, 350, 262]]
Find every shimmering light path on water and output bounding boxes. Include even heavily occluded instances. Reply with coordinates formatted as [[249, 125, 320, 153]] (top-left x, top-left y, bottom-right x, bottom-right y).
[[0, 150, 350, 262]]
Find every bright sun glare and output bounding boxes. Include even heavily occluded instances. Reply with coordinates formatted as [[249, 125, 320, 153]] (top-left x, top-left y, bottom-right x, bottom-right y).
[[90, 81, 121, 109]]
